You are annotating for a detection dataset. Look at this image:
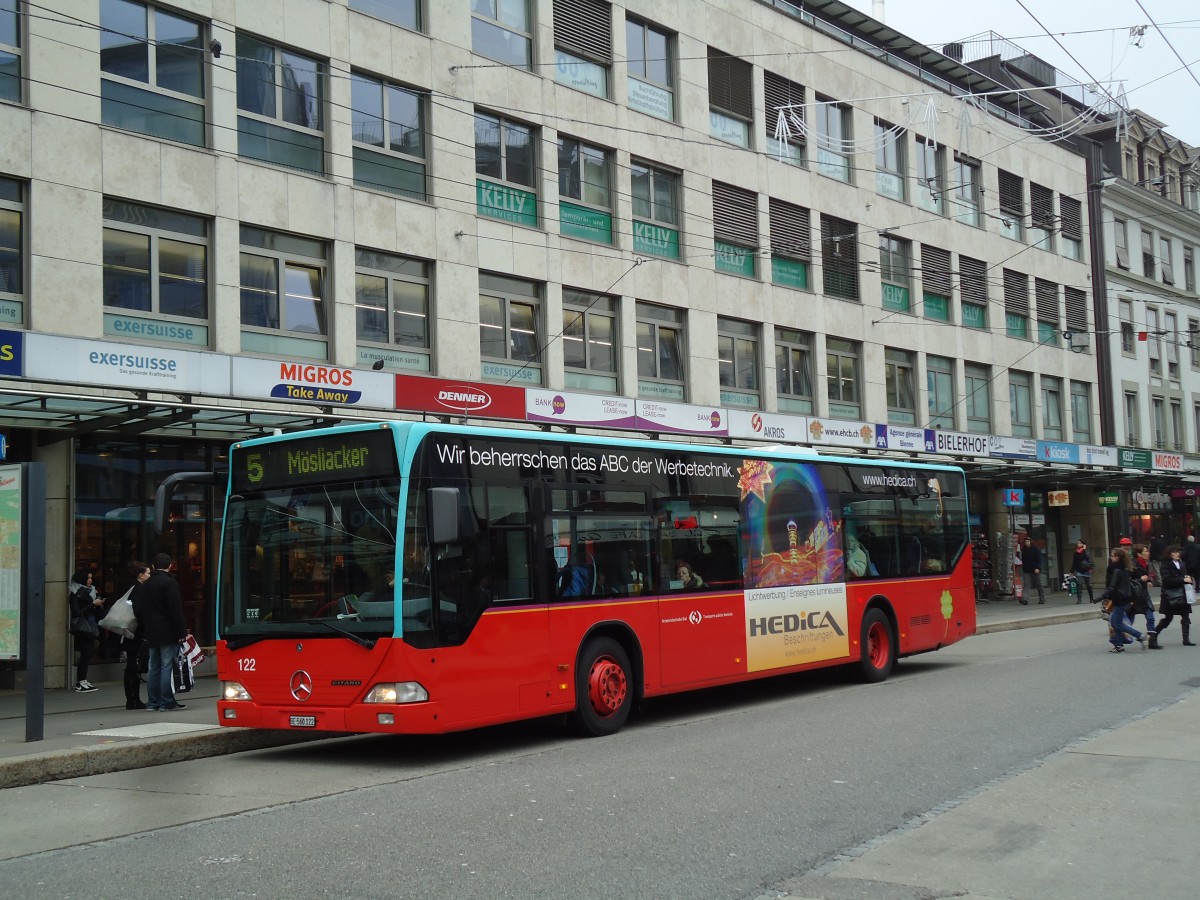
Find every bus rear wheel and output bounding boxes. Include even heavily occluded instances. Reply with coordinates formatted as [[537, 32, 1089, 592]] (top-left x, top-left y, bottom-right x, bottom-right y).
[[858, 608, 895, 683], [572, 637, 633, 737]]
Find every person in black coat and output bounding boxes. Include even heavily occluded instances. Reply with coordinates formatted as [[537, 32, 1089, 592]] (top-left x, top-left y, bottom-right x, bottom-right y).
[[1070, 540, 1095, 604], [68, 569, 104, 692], [1095, 547, 1145, 652], [1021, 537, 1046, 605], [1150, 546, 1194, 649], [1182, 535, 1200, 584], [121, 562, 151, 709], [132, 552, 189, 711]]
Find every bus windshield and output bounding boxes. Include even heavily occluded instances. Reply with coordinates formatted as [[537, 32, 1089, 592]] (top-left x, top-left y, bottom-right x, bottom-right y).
[[219, 477, 400, 638]]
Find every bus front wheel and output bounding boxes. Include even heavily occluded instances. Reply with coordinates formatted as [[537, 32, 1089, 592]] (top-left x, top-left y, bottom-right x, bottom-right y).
[[572, 637, 633, 737], [858, 608, 895, 683]]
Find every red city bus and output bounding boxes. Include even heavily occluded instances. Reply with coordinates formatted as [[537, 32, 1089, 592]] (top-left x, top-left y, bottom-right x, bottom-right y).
[[158, 421, 975, 736]]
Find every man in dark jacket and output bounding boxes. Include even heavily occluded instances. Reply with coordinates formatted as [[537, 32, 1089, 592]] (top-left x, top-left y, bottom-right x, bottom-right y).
[[1021, 537, 1046, 605], [132, 552, 188, 711], [1182, 535, 1200, 584]]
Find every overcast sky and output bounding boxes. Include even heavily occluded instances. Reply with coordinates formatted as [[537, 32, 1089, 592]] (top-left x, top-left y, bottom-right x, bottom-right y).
[[844, 0, 1200, 144]]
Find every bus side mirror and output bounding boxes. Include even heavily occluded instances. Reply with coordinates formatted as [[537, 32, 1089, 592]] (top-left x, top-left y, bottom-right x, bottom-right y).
[[427, 487, 462, 545]]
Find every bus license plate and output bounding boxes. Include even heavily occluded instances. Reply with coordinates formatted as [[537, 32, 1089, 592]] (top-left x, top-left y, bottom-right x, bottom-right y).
[[289, 715, 316, 728]]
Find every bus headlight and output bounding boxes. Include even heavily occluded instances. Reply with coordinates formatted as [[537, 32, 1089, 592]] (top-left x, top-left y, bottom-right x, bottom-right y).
[[222, 681, 251, 701], [364, 682, 428, 704]]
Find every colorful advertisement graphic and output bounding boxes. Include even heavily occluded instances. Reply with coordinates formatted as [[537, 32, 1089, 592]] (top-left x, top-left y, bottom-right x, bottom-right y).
[[526, 389, 636, 428], [0, 465, 22, 660], [396, 374, 526, 420], [0, 329, 22, 377], [744, 584, 850, 671], [738, 459, 844, 587], [231, 358, 392, 408]]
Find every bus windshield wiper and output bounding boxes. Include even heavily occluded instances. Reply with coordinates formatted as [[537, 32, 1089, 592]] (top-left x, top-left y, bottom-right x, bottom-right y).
[[225, 635, 267, 651], [311, 619, 377, 649]]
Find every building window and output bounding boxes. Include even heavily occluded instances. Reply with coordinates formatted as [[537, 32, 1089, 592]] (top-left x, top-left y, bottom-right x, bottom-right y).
[[775, 327, 814, 414], [239, 227, 327, 360], [965, 363, 990, 433], [1060, 196, 1082, 260], [1113, 217, 1130, 269], [1166, 311, 1180, 380], [554, 0, 611, 98], [1064, 286, 1089, 353], [826, 338, 861, 419], [636, 302, 685, 401], [1120, 298, 1135, 354], [712, 181, 757, 277], [349, 0, 420, 32], [914, 136, 942, 213], [474, 111, 537, 227], [1124, 391, 1139, 444], [764, 70, 804, 167], [952, 155, 981, 226], [718, 317, 759, 407], [1190, 317, 1200, 369], [1034, 278, 1060, 347], [480, 273, 541, 384], [707, 48, 752, 147], [1153, 397, 1166, 449], [236, 35, 324, 174], [959, 255, 988, 330], [563, 290, 617, 392], [1185, 247, 1195, 293], [625, 16, 673, 120], [875, 119, 905, 201], [558, 136, 613, 243], [921, 244, 952, 321], [1009, 371, 1032, 438], [0, 175, 22, 323], [1041, 375, 1063, 440], [0, 0, 20, 103], [631, 159, 679, 259], [471, 0, 532, 69], [1171, 400, 1183, 451], [1070, 381, 1091, 443], [769, 197, 810, 290], [1160, 236, 1175, 285], [879, 235, 911, 312], [100, 0, 205, 146], [815, 99, 851, 181], [102, 199, 208, 344], [350, 73, 426, 200], [354, 249, 430, 372], [1142, 229, 1155, 279], [927, 355, 955, 429], [821, 215, 858, 301], [1003, 269, 1029, 340], [1029, 183, 1054, 251], [884, 348, 916, 425], [998, 169, 1024, 241], [1147, 307, 1162, 376]]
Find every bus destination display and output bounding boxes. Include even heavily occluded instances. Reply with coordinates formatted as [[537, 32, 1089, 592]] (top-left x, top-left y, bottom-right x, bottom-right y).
[[232, 429, 398, 492]]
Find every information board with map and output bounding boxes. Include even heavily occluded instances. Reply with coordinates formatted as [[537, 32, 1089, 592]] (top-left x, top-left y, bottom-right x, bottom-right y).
[[0, 464, 21, 659]]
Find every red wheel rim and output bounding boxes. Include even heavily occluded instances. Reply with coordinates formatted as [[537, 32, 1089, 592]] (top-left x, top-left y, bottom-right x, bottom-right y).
[[867, 621, 890, 670], [587, 655, 628, 717]]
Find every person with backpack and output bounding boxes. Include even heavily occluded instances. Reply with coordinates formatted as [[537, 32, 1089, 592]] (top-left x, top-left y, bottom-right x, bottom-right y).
[[1094, 547, 1145, 652], [1071, 539, 1095, 604]]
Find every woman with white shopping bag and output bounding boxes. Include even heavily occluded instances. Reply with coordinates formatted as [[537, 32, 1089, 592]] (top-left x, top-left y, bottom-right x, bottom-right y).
[[1149, 546, 1195, 649]]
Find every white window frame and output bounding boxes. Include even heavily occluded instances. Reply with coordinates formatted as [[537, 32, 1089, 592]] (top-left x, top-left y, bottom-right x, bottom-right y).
[[354, 248, 431, 372], [471, 0, 532, 69], [563, 290, 618, 392], [479, 273, 542, 383], [1, 0, 23, 104], [1009, 370, 1033, 438], [349, 0, 421, 32], [884, 347, 916, 425], [635, 301, 686, 400], [239, 227, 328, 360], [826, 337, 861, 418], [350, 72, 427, 200], [775, 327, 814, 414], [815, 98, 851, 182], [965, 363, 991, 433], [717, 316, 760, 407], [235, 34, 325, 174], [926, 355, 955, 429]]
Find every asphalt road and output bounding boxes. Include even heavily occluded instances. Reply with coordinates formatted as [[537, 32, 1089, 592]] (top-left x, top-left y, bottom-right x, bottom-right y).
[[2, 617, 1197, 899]]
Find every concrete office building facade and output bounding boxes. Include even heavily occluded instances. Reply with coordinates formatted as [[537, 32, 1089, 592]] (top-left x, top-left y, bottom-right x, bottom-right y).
[[0, 0, 1116, 684]]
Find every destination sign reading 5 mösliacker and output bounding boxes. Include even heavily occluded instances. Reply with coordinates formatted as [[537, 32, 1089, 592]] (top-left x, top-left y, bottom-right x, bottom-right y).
[[231, 430, 398, 492]]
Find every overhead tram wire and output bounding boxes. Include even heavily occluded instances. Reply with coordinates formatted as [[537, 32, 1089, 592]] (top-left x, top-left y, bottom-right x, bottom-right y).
[[1133, 0, 1200, 91]]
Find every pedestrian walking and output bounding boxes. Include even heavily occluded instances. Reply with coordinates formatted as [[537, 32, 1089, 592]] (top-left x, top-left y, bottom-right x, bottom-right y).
[[68, 569, 104, 692], [1149, 546, 1194, 649], [1094, 547, 1145, 652], [1150, 533, 1168, 580], [1129, 545, 1157, 637], [121, 562, 151, 709], [1020, 537, 1046, 605], [1071, 539, 1095, 604], [1182, 534, 1200, 584], [132, 553, 189, 711]]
